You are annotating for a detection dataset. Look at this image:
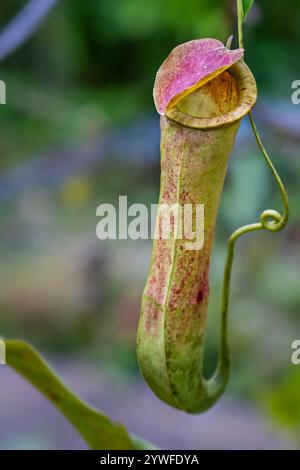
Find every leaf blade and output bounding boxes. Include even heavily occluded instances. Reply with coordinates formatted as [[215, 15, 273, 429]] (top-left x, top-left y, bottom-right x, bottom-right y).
[[242, 0, 255, 21], [5, 339, 136, 450]]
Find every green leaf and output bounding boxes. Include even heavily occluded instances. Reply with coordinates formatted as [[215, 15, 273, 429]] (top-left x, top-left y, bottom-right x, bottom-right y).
[[242, 0, 255, 21], [5, 339, 152, 450]]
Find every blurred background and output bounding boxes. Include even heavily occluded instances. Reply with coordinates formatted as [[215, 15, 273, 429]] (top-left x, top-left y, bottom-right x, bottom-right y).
[[0, 0, 300, 450]]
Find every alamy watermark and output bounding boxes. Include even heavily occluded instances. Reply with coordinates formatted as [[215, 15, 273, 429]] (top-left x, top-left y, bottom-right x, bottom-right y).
[[0, 80, 6, 104], [96, 196, 205, 250], [291, 80, 300, 104], [0, 339, 6, 364], [291, 340, 300, 365]]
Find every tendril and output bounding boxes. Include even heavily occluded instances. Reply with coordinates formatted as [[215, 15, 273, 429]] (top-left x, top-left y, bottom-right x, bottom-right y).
[[219, 0, 289, 362]]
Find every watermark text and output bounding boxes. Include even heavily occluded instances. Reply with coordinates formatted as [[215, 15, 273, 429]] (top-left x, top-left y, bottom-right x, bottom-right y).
[[0, 80, 6, 104], [96, 196, 205, 250], [0, 339, 6, 364], [291, 80, 300, 104]]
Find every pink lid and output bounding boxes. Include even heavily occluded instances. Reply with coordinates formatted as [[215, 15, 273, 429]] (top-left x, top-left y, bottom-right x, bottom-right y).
[[153, 38, 244, 115]]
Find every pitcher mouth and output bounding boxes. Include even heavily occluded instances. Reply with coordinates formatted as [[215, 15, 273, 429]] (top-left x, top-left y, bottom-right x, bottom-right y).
[[165, 60, 257, 130]]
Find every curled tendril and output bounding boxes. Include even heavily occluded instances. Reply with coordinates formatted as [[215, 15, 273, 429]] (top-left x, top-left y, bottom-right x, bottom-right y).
[[260, 210, 283, 231], [218, 0, 289, 366], [249, 112, 289, 233]]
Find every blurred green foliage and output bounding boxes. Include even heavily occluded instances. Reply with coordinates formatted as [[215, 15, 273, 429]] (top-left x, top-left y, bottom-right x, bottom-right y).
[[263, 368, 300, 431]]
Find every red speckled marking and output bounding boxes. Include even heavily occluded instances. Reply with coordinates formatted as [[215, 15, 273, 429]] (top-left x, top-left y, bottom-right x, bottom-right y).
[[146, 121, 186, 305], [145, 299, 160, 334]]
